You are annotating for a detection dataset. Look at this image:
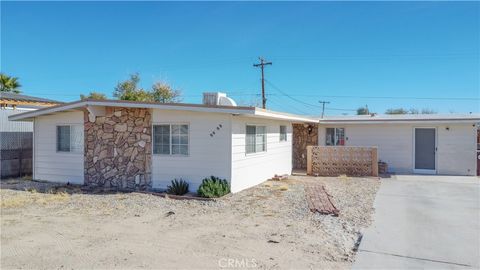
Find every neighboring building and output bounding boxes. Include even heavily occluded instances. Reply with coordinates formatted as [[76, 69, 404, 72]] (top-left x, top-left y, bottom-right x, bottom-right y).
[[9, 93, 316, 192], [293, 114, 479, 176], [0, 92, 61, 179], [8, 92, 479, 192]]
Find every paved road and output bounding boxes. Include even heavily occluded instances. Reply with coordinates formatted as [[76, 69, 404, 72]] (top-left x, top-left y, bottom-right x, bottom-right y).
[[353, 175, 480, 269]]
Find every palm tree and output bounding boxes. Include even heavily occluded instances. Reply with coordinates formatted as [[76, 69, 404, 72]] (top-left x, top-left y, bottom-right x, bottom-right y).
[[0, 73, 22, 93]]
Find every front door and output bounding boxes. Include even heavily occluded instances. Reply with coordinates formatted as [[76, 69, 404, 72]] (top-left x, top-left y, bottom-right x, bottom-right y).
[[414, 128, 436, 174]]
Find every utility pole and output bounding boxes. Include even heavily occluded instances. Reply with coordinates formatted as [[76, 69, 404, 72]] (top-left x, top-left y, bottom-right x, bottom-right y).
[[253, 57, 272, 109], [319, 101, 330, 118]]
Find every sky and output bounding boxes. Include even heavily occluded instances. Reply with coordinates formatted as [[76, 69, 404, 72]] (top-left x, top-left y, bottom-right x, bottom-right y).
[[1, 1, 479, 116]]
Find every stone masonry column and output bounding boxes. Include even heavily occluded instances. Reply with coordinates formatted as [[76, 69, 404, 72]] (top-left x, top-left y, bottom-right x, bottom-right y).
[[292, 123, 318, 170], [84, 107, 152, 190]]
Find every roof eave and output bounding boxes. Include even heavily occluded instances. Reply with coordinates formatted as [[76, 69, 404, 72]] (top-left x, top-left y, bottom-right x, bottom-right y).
[[8, 100, 257, 121], [319, 119, 480, 124], [253, 108, 319, 123]]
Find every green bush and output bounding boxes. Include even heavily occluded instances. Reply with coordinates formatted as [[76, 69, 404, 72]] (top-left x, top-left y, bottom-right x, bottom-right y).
[[166, 179, 189, 195], [197, 176, 230, 198]]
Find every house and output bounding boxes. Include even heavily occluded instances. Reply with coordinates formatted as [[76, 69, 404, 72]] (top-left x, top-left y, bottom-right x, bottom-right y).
[[8, 93, 479, 193], [0, 92, 61, 179], [292, 114, 479, 176], [8, 93, 317, 192]]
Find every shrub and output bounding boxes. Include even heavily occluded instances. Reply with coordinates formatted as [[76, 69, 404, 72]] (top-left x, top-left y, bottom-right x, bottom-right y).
[[197, 176, 230, 198], [166, 179, 189, 195]]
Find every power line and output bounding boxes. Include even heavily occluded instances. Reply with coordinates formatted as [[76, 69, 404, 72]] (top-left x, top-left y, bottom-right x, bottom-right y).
[[270, 52, 478, 60], [318, 101, 330, 118], [267, 95, 312, 115], [32, 91, 478, 101], [267, 94, 479, 101], [325, 107, 357, 112], [265, 80, 358, 114], [265, 79, 320, 108], [253, 57, 272, 109]]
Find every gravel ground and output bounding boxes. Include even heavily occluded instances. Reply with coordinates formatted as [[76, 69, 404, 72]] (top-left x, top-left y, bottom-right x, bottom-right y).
[[1, 175, 380, 269]]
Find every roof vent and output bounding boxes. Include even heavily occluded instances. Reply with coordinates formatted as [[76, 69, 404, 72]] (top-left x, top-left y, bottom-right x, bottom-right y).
[[203, 92, 237, 106]]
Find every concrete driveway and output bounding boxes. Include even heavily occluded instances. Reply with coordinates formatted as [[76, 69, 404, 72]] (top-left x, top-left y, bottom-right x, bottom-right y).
[[353, 175, 480, 269]]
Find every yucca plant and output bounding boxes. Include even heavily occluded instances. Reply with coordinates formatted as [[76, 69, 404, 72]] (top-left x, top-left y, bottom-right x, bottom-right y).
[[166, 179, 189, 195], [197, 176, 230, 198]]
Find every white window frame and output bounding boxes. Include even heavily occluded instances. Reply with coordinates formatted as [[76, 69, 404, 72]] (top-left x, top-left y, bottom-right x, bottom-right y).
[[279, 125, 287, 142], [152, 123, 190, 156], [56, 124, 84, 153], [325, 127, 346, 146], [245, 124, 267, 155]]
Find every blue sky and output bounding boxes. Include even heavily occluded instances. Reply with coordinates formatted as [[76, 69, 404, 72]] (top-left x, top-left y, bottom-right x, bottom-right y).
[[1, 1, 479, 115]]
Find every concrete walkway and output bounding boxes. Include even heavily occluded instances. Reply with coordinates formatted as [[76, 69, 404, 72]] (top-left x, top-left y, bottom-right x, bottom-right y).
[[353, 175, 480, 269]]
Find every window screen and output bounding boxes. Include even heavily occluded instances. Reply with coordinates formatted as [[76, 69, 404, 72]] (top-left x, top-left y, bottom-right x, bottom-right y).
[[255, 126, 266, 152], [280, 125, 287, 141], [153, 125, 170, 154], [57, 125, 83, 152], [246, 125, 256, 154], [172, 124, 189, 155], [245, 125, 266, 154], [57, 126, 70, 152], [326, 128, 345, 146], [153, 124, 189, 155], [70, 125, 84, 152]]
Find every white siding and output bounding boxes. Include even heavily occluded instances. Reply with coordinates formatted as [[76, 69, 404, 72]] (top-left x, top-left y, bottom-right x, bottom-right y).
[[437, 124, 477, 175], [151, 109, 231, 192], [34, 111, 84, 184], [318, 123, 476, 176], [231, 117, 292, 193]]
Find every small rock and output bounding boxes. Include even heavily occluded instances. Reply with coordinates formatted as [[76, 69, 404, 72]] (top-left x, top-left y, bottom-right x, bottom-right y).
[[114, 123, 128, 132]]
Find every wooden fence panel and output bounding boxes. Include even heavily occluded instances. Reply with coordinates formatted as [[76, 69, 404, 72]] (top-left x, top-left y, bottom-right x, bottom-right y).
[[306, 146, 378, 177]]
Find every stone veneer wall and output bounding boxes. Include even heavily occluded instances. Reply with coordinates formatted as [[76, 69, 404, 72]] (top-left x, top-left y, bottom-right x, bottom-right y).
[[84, 107, 152, 190], [292, 123, 319, 169]]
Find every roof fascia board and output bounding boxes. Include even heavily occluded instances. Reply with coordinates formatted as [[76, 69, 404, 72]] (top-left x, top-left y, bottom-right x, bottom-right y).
[[319, 119, 479, 124], [9, 100, 256, 121], [86, 100, 255, 115], [254, 108, 318, 123], [8, 100, 87, 121]]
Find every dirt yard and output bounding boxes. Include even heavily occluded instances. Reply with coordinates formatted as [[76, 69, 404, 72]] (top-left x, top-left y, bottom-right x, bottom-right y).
[[1, 175, 380, 269]]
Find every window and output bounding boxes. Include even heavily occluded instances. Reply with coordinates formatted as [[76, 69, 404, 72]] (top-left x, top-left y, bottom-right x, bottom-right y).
[[326, 128, 345, 146], [246, 125, 266, 154], [279, 125, 287, 141], [56, 125, 84, 153], [153, 124, 189, 155]]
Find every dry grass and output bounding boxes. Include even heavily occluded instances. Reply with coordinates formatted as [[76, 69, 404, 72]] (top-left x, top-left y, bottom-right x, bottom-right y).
[[263, 182, 274, 187], [1, 189, 70, 208], [1, 177, 380, 269]]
